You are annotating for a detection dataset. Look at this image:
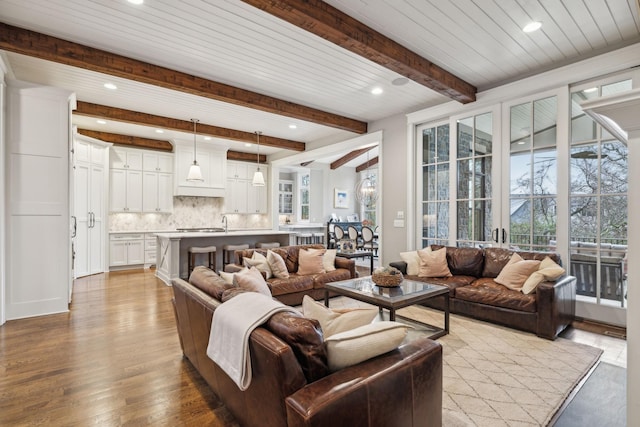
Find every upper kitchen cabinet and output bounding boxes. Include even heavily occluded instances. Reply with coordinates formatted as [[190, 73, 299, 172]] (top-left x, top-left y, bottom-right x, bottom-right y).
[[143, 151, 173, 173], [110, 147, 143, 170], [174, 141, 227, 197]]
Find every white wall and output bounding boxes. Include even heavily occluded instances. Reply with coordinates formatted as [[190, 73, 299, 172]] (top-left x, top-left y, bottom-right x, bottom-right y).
[[627, 128, 639, 427], [310, 168, 324, 223], [370, 113, 409, 265], [324, 164, 358, 221], [0, 56, 7, 325]]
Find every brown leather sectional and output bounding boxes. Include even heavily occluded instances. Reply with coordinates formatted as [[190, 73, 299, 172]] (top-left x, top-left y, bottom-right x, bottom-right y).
[[226, 244, 357, 306], [390, 245, 576, 340], [171, 275, 444, 427]]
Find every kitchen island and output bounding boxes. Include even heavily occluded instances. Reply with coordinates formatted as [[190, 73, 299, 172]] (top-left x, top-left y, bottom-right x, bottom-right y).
[[154, 229, 294, 285]]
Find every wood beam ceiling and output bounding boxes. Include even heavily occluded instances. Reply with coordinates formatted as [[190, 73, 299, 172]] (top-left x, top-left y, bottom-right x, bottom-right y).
[[75, 102, 305, 152], [0, 22, 368, 134], [330, 146, 374, 170], [241, 0, 477, 104], [77, 128, 267, 163], [355, 156, 379, 173]]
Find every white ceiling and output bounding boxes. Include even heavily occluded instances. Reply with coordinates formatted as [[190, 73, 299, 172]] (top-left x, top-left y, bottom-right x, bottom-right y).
[[1, 0, 639, 167]]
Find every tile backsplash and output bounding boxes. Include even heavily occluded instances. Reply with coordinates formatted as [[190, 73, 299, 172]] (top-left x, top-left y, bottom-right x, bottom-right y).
[[109, 196, 270, 231]]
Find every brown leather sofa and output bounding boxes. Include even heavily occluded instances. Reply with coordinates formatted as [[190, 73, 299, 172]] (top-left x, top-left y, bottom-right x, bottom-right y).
[[226, 244, 357, 306], [172, 276, 443, 427], [390, 246, 576, 340]]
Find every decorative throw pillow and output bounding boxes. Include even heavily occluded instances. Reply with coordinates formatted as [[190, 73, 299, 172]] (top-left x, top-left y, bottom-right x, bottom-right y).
[[297, 248, 326, 275], [323, 249, 337, 272], [399, 251, 421, 275], [219, 269, 245, 285], [243, 251, 272, 279], [324, 321, 410, 371], [521, 256, 566, 294], [494, 253, 541, 291], [302, 295, 377, 337], [232, 267, 271, 297], [267, 250, 289, 279], [189, 266, 234, 299], [417, 246, 452, 278]]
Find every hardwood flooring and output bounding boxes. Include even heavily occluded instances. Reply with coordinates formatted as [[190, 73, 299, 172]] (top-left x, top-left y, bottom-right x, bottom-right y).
[[0, 269, 627, 426]]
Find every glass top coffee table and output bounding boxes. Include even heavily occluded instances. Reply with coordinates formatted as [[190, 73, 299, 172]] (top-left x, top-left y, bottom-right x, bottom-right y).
[[324, 276, 449, 339]]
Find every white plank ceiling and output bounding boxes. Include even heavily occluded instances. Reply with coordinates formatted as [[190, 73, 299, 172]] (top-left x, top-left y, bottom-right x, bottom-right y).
[[1, 0, 639, 166]]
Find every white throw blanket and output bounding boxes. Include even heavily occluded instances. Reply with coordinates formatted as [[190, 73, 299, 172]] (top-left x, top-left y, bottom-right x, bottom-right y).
[[206, 292, 296, 391]]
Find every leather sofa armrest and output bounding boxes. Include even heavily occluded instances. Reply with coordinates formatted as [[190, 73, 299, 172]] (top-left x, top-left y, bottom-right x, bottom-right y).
[[285, 337, 442, 427], [536, 275, 576, 340], [224, 263, 244, 273], [389, 261, 408, 274], [334, 257, 357, 278]]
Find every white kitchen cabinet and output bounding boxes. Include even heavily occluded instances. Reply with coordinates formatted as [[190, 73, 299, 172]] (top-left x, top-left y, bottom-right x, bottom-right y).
[[109, 234, 145, 267], [74, 136, 110, 278], [143, 151, 173, 173], [225, 178, 248, 213], [110, 169, 143, 212], [247, 182, 268, 214], [174, 142, 227, 197], [110, 147, 143, 170], [225, 162, 268, 214], [142, 171, 173, 213], [144, 234, 157, 267], [227, 160, 249, 179]]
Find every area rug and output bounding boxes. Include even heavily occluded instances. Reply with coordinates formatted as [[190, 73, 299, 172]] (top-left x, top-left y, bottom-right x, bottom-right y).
[[396, 306, 603, 427]]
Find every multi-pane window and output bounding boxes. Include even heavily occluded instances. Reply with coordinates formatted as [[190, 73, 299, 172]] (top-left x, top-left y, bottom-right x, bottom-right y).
[[570, 79, 630, 306], [456, 113, 493, 247], [421, 123, 450, 247], [360, 170, 377, 226], [299, 173, 310, 221], [509, 96, 558, 251]]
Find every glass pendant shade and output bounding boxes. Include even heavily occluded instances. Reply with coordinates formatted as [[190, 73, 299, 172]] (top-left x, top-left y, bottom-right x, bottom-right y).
[[355, 175, 378, 207], [186, 118, 204, 182], [252, 131, 265, 186]]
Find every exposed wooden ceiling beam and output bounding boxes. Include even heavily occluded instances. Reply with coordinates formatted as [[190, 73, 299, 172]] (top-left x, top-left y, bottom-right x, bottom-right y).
[[330, 146, 374, 170], [0, 22, 368, 134], [75, 102, 306, 152], [77, 128, 267, 162], [77, 129, 173, 151], [300, 160, 314, 167], [241, 0, 476, 104], [356, 156, 379, 173]]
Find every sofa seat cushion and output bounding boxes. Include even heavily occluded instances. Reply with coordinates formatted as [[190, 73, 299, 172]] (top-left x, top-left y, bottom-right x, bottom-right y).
[[455, 278, 537, 313], [403, 274, 476, 296], [268, 274, 314, 297], [312, 269, 352, 289]]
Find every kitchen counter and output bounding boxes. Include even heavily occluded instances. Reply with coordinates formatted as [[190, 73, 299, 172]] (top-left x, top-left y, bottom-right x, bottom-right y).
[[154, 229, 295, 285]]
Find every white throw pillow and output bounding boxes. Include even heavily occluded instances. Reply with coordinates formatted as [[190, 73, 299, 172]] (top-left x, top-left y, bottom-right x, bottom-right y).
[[302, 295, 377, 338], [417, 246, 452, 278], [521, 256, 566, 294], [325, 321, 410, 371], [400, 251, 421, 275], [323, 249, 337, 272], [267, 250, 289, 279], [243, 251, 272, 279], [219, 269, 246, 285], [232, 266, 271, 297]]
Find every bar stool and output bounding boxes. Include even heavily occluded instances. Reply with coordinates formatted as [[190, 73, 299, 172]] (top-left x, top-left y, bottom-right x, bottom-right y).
[[222, 243, 250, 268], [296, 233, 313, 245], [188, 246, 217, 276], [255, 242, 280, 249]]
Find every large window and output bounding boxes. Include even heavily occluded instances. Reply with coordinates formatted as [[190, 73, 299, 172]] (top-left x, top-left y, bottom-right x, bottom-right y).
[[420, 123, 450, 247], [570, 78, 630, 307], [298, 172, 310, 222], [359, 170, 378, 226]]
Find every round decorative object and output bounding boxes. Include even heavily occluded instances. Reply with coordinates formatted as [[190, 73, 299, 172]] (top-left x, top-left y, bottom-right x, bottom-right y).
[[371, 266, 403, 287]]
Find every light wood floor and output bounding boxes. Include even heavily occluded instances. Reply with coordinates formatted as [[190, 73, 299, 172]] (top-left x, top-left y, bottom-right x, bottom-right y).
[[0, 269, 627, 426]]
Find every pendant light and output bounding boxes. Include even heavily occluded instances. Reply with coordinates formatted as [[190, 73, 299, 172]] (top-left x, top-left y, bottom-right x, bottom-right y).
[[252, 131, 265, 187], [186, 118, 204, 182], [354, 148, 378, 208]]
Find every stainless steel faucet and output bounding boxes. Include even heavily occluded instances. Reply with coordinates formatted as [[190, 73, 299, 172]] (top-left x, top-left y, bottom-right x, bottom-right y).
[[221, 215, 228, 233]]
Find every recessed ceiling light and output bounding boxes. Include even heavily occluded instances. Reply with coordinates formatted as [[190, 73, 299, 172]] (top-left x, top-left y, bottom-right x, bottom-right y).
[[155, 129, 164, 134], [127, 0, 144, 4], [103, 82, 117, 90], [245, 143, 253, 147], [523, 21, 542, 33], [204, 136, 212, 140], [96, 119, 107, 124], [371, 87, 383, 95], [392, 77, 409, 86], [289, 124, 297, 129], [584, 87, 598, 93]]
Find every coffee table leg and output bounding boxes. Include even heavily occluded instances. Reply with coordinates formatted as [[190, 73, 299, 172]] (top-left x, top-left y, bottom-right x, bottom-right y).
[[389, 308, 395, 321], [370, 253, 373, 274], [444, 293, 449, 334], [324, 290, 329, 307]]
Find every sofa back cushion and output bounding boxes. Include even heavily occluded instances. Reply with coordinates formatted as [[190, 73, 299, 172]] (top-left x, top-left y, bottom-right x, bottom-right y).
[[265, 310, 329, 382], [482, 247, 561, 278], [432, 245, 484, 277]]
